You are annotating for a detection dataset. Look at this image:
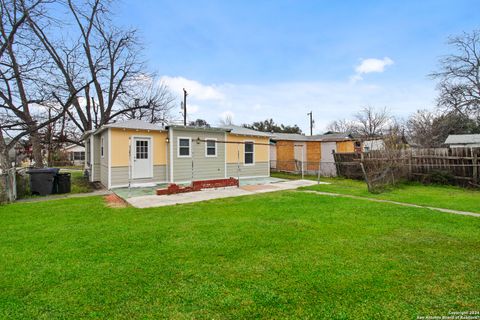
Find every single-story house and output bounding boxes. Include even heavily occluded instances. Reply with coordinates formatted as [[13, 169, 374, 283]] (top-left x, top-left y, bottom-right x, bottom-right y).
[[83, 119, 271, 189], [362, 138, 385, 152], [270, 132, 357, 176], [63, 144, 86, 166], [445, 134, 480, 148]]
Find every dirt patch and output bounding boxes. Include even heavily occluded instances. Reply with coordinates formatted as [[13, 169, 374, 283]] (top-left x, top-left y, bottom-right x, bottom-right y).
[[104, 193, 128, 208]]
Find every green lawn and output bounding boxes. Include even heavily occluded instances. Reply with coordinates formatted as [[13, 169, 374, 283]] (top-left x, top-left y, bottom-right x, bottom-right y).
[[272, 172, 480, 213], [68, 170, 94, 194], [1, 192, 479, 319]]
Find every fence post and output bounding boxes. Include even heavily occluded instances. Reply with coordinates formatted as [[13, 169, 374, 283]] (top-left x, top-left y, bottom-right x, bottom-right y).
[[408, 149, 413, 178], [359, 153, 371, 192], [472, 149, 478, 185], [301, 146, 304, 180]]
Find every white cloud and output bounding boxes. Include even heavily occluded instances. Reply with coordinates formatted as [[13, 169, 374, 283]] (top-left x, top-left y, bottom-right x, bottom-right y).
[[188, 104, 200, 114], [160, 76, 225, 101], [161, 76, 435, 134], [355, 57, 394, 74]]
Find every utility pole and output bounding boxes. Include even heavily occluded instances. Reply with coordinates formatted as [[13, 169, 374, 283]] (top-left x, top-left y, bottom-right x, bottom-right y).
[[307, 111, 313, 136], [183, 88, 188, 126]]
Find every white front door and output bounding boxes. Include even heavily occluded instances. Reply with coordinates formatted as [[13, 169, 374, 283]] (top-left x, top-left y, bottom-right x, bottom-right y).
[[132, 137, 153, 179]]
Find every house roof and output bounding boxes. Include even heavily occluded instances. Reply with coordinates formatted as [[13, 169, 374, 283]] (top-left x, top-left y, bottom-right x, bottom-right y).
[[270, 133, 309, 141], [220, 125, 272, 137], [64, 144, 85, 151], [83, 120, 271, 139], [445, 134, 480, 145], [311, 133, 354, 142], [271, 132, 353, 142], [166, 124, 229, 133], [104, 119, 165, 131], [82, 119, 166, 139]]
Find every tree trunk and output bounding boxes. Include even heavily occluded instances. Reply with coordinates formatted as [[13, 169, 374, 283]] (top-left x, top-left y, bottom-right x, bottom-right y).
[[30, 129, 44, 168], [0, 135, 10, 172]]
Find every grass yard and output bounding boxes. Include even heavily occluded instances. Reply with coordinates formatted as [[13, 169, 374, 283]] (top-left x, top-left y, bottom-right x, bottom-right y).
[[1, 191, 479, 319], [272, 172, 480, 213], [69, 170, 94, 194]]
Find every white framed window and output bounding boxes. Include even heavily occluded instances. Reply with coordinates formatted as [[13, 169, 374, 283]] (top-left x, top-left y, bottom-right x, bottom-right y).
[[73, 151, 85, 161], [177, 137, 191, 157], [101, 137, 104, 158], [205, 139, 217, 157], [244, 141, 254, 165]]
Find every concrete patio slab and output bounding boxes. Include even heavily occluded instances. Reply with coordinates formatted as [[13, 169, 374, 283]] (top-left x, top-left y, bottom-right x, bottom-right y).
[[124, 179, 321, 208]]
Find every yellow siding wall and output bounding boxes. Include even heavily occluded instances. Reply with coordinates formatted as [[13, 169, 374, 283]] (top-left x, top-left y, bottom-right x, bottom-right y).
[[336, 141, 355, 153], [110, 128, 168, 167], [226, 134, 269, 163]]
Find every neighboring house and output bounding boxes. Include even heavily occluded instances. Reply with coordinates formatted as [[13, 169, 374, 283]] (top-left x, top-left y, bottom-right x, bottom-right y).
[[270, 132, 356, 176], [63, 144, 86, 166], [82, 119, 271, 189], [445, 134, 480, 148], [4, 138, 30, 166], [362, 139, 385, 152]]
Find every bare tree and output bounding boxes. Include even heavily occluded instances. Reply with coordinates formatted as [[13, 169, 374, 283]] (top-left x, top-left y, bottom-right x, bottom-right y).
[[219, 113, 234, 126], [406, 109, 480, 148], [326, 119, 357, 134], [354, 106, 391, 137], [121, 80, 175, 124], [431, 30, 480, 120], [0, 0, 84, 168], [27, 0, 161, 137], [406, 109, 438, 147]]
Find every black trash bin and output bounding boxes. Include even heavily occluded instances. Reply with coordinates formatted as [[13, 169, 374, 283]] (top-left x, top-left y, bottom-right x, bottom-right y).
[[27, 168, 60, 196], [56, 172, 71, 194]]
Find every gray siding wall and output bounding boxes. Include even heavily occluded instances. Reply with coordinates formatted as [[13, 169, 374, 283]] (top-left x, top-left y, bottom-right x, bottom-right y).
[[226, 161, 269, 178], [111, 165, 167, 187], [171, 129, 226, 182], [100, 130, 109, 187], [92, 135, 101, 181]]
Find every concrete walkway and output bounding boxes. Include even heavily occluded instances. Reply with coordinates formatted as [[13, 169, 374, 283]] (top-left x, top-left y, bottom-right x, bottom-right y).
[[301, 190, 480, 218], [125, 180, 319, 208], [16, 189, 111, 203]]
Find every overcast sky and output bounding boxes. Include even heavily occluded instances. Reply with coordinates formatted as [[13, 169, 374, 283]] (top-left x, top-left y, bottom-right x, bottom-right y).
[[113, 0, 478, 133]]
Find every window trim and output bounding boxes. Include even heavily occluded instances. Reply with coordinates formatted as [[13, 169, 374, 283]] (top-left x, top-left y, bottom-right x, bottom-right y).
[[244, 140, 255, 166], [177, 137, 192, 158], [73, 151, 85, 161], [101, 137, 104, 158], [205, 138, 217, 157]]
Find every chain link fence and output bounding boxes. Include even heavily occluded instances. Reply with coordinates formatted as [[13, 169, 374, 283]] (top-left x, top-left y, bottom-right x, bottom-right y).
[[270, 160, 338, 177]]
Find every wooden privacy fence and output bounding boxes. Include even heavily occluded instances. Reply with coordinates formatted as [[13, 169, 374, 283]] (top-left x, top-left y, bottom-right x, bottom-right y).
[[334, 147, 480, 187]]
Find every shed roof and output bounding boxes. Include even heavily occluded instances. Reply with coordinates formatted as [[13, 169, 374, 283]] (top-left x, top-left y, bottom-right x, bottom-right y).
[[166, 124, 229, 133], [220, 125, 272, 137], [444, 134, 480, 145]]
